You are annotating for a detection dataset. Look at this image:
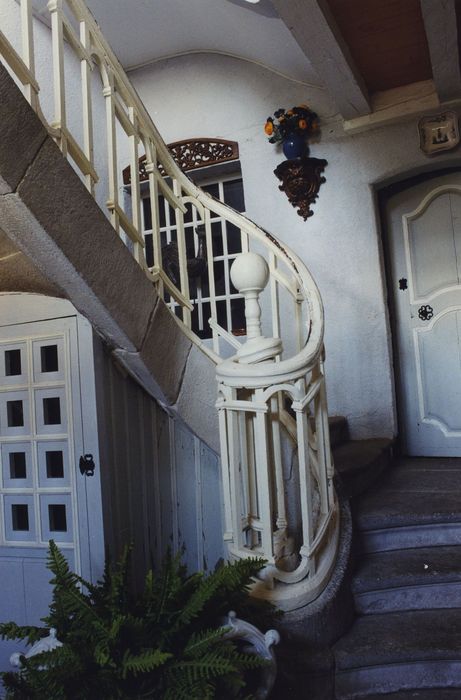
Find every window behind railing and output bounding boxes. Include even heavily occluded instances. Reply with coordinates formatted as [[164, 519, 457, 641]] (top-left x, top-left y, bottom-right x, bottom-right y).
[[142, 171, 247, 340]]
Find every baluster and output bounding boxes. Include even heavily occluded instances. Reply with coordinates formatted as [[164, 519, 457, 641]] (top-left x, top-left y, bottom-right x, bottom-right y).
[[270, 395, 287, 533], [253, 389, 274, 560], [268, 252, 281, 352], [103, 69, 119, 235], [48, 0, 67, 155], [319, 357, 335, 509], [237, 409, 252, 545], [80, 18, 94, 195], [129, 108, 143, 265], [172, 179, 191, 328], [294, 403, 314, 567], [217, 389, 234, 544], [20, 0, 37, 109], [227, 388, 245, 553], [204, 209, 220, 355], [145, 144, 162, 288]]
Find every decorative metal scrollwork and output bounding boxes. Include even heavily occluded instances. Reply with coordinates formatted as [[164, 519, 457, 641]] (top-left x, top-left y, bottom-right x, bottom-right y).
[[418, 304, 434, 321], [122, 138, 239, 184]]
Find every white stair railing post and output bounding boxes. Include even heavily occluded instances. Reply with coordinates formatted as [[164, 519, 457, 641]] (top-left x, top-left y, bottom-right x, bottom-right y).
[[230, 253, 283, 364], [216, 252, 339, 610]]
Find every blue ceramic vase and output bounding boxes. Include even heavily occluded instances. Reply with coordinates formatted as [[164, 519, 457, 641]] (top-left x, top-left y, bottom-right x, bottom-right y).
[[282, 132, 307, 159]]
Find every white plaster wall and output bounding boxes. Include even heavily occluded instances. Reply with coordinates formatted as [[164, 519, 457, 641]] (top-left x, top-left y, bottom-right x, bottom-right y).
[[129, 53, 461, 439]]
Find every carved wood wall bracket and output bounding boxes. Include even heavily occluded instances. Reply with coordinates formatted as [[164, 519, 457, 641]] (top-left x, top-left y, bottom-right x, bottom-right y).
[[274, 157, 327, 220]]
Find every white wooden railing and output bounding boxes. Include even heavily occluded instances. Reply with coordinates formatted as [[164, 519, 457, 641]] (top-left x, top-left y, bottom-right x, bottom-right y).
[[0, 0, 339, 610]]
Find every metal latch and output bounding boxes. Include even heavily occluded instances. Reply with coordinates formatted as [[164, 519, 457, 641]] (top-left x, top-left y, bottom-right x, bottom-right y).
[[79, 454, 96, 477]]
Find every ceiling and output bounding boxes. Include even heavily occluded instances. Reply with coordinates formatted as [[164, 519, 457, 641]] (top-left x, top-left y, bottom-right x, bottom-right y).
[[31, 0, 461, 129], [83, 0, 320, 85], [328, 0, 432, 92]]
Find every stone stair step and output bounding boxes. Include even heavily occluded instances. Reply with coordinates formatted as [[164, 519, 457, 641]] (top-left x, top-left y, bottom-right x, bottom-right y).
[[353, 458, 461, 552], [333, 438, 393, 498], [334, 609, 461, 699], [352, 545, 461, 614], [354, 458, 461, 530]]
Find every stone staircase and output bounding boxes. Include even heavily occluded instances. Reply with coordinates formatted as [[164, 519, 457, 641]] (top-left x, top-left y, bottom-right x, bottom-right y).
[[334, 458, 461, 699], [273, 418, 395, 700]]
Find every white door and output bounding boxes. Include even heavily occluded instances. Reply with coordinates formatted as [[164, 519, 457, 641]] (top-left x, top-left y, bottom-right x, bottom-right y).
[[0, 299, 104, 676], [386, 171, 461, 456]]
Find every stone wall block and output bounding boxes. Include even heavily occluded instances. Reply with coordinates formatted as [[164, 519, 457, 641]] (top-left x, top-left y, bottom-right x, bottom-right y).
[[174, 344, 219, 453], [0, 228, 61, 296], [140, 300, 192, 405], [0, 64, 47, 193], [16, 138, 157, 350]]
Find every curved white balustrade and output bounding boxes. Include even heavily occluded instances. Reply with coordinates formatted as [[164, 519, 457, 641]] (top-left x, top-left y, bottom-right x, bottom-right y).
[[0, 0, 339, 609]]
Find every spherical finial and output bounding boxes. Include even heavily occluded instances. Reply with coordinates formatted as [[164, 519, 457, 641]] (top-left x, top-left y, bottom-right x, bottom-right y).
[[230, 252, 269, 293]]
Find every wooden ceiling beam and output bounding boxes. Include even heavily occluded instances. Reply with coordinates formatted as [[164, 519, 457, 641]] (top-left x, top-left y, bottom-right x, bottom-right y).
[[420, 0, 461, 102], [271, 0, 371, 119]]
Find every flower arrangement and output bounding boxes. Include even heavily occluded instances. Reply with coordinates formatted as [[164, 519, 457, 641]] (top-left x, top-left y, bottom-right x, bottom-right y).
[[264, 104, 319, 145]]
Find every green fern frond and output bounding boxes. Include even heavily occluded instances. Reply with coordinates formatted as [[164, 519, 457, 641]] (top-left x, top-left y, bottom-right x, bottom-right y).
[[0, 622, 45, 646], [183, 626, 227, 658], [1, 543, 273, 699], [121, 647, 172, 678], [168, 650, 237, 683]]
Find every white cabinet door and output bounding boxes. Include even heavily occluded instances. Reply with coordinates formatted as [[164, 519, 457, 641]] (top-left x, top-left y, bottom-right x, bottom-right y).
[[0, 310, 103, 676], [387, 172, 461, 456]]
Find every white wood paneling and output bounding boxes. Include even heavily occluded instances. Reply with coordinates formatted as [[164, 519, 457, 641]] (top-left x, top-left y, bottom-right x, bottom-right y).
[[94, 339, 224, 582]]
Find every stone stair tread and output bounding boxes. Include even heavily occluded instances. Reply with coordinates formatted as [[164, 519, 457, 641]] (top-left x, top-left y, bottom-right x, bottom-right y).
[[333, 438, 393, 499], [352, 545, 461, 593], [362, 691, 461, 699], [354, 459, 461, 531], [334, 609, 461, 671], [328, 415, 349, 449], [333, 439, 392, 476]]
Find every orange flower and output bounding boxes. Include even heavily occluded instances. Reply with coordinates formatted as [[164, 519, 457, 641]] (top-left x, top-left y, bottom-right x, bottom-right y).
[[264, 120, 274, 136], [298, 119, 308, 129]]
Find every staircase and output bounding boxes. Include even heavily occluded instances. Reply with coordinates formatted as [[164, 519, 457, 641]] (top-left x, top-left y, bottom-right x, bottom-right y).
[[334, 458, 461, 699], [1, 0, 341, 615]]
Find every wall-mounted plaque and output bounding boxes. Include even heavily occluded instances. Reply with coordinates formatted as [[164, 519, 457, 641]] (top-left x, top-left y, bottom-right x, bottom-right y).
[[419, 111, 459, 155]]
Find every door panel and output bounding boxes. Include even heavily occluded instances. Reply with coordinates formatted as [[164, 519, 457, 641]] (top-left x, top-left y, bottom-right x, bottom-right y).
[[386, 172, 461, 455], [0, 312, 102, 677]]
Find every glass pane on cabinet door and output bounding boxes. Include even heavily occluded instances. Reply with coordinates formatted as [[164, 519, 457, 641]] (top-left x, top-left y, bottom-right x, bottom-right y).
[[1, 443, 33, 488], [0, 391, 30, 437], [39, 495, 73, 543], [4, 495, 36, 542], [37, 442, 69, 487], [0, 343, 28, 386], [32, 338, 65, 383], [34, 388, 67, 435]]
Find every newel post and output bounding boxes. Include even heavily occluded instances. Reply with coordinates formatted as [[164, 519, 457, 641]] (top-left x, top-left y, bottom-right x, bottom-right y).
[[230, 252, 282, 363]]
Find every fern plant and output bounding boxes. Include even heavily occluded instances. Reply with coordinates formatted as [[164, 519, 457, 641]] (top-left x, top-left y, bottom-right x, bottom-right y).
[[0, 542, 273, 699]]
